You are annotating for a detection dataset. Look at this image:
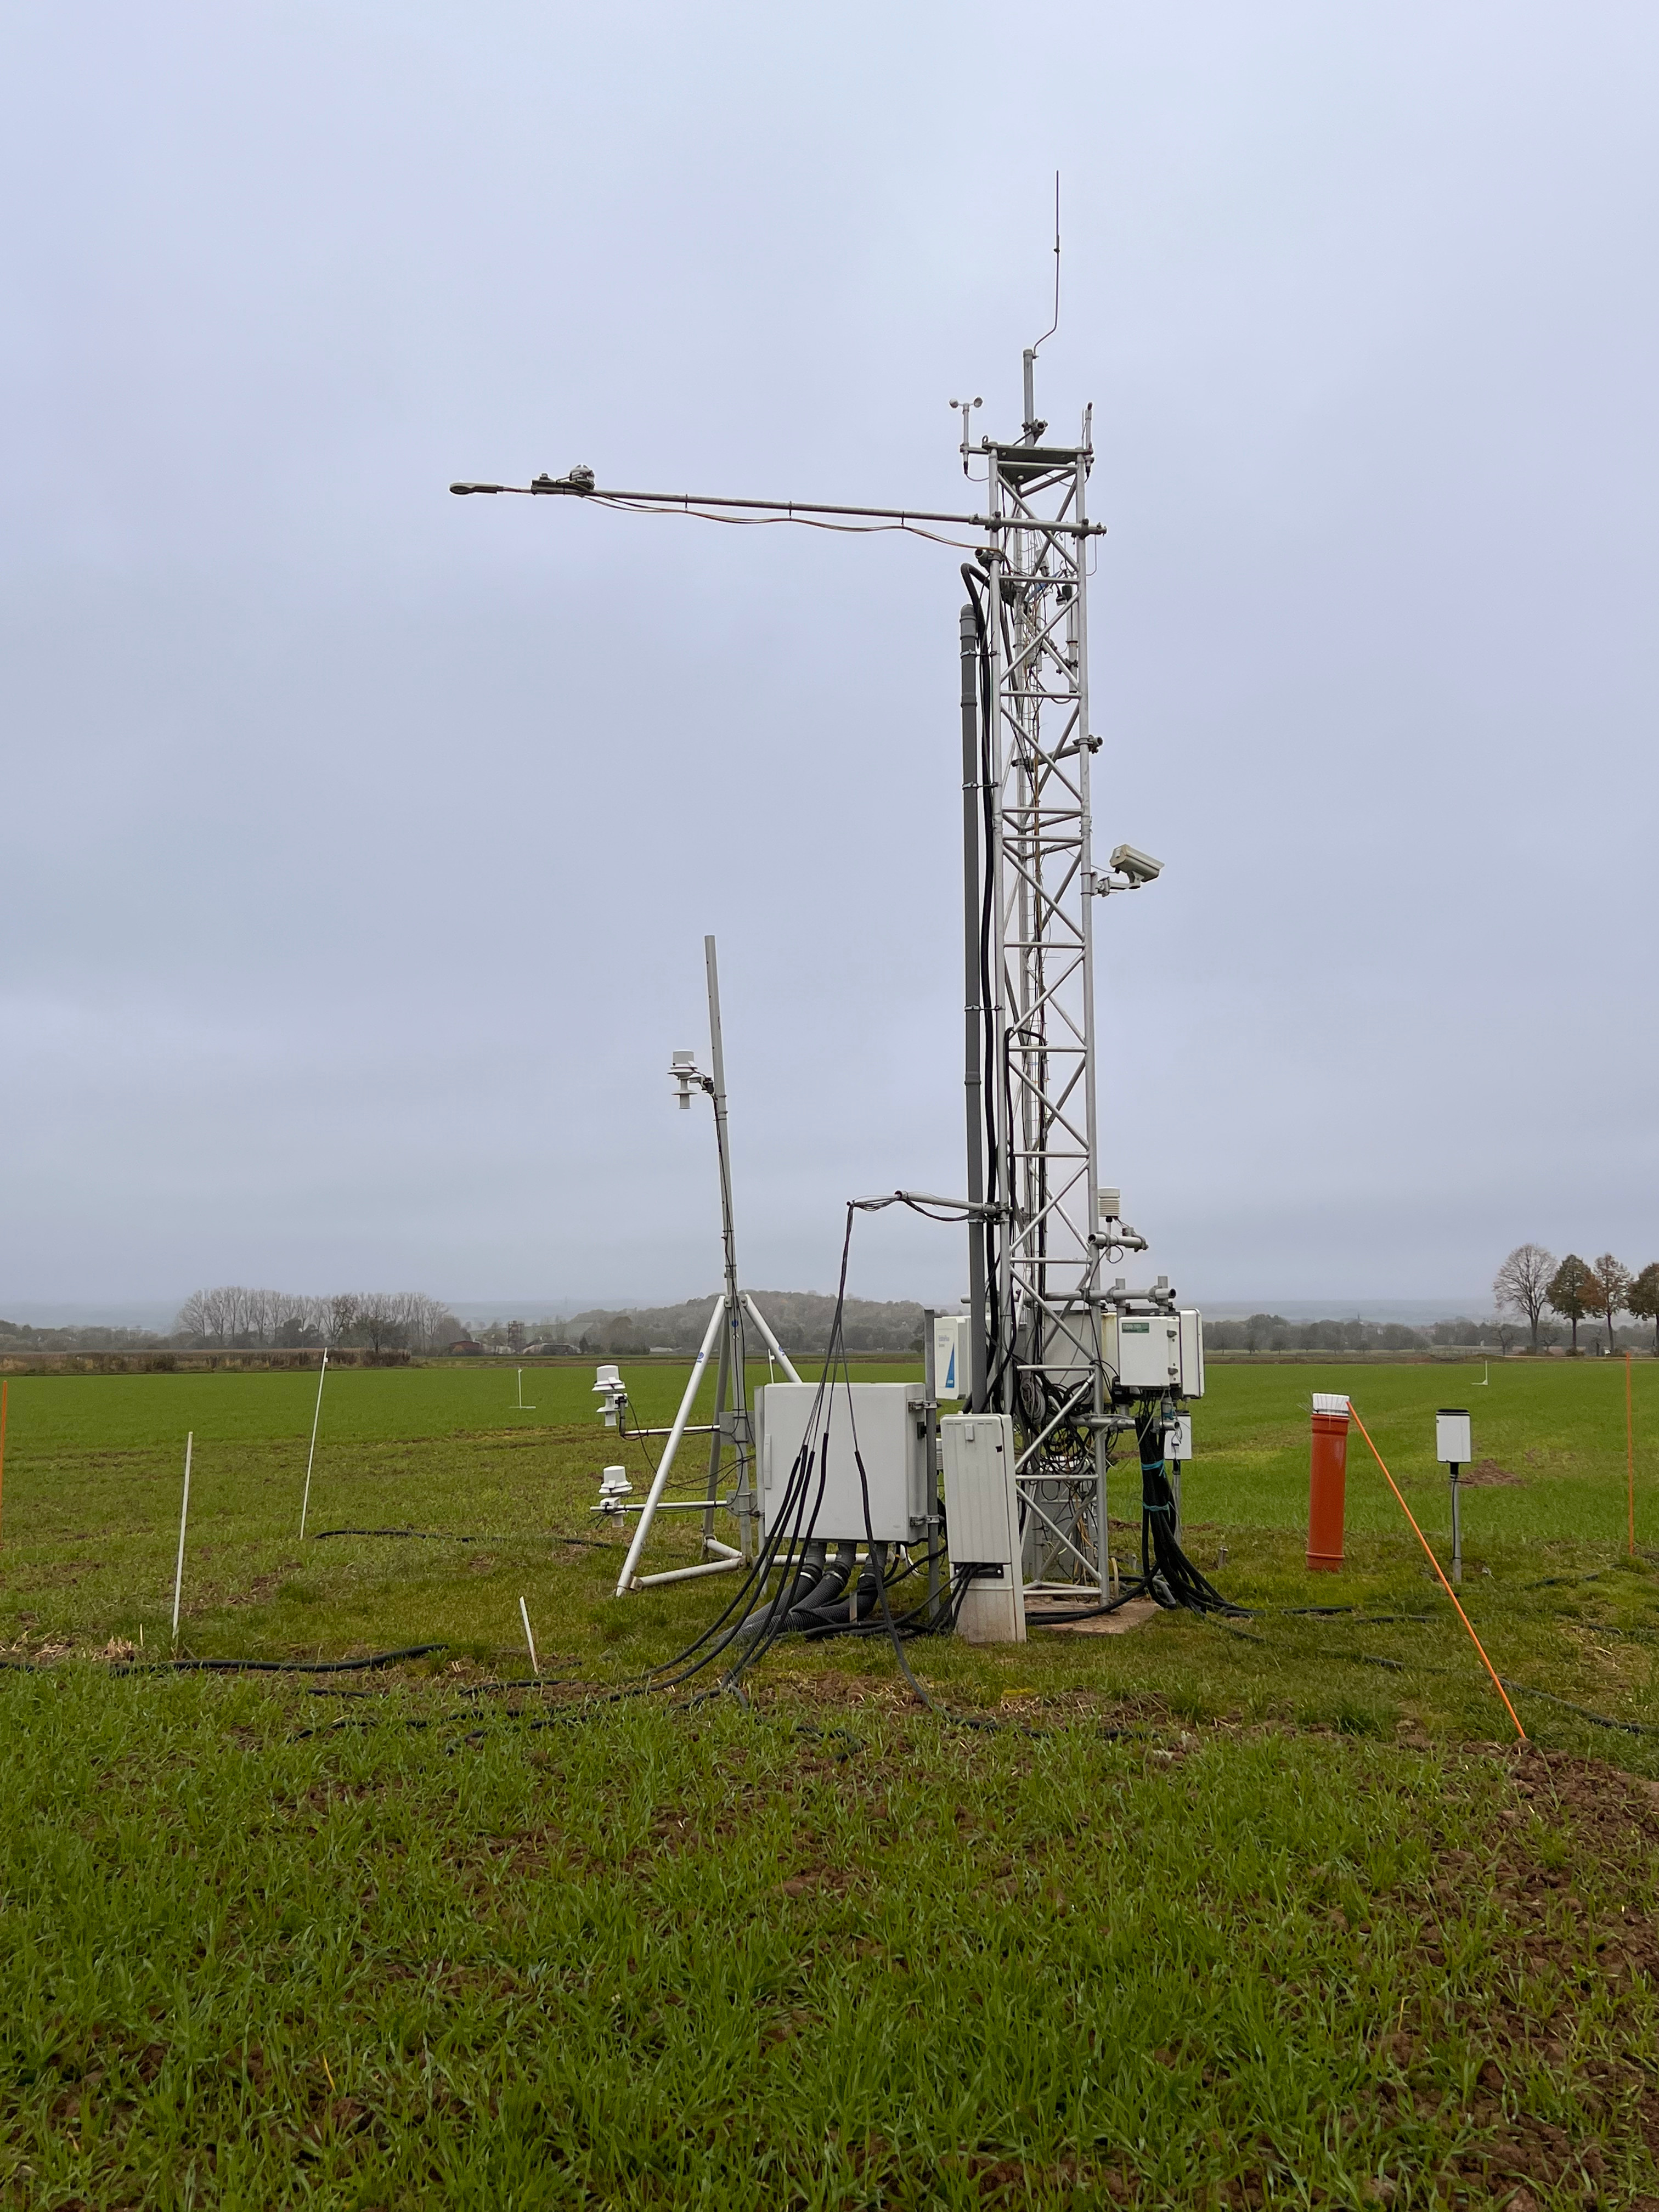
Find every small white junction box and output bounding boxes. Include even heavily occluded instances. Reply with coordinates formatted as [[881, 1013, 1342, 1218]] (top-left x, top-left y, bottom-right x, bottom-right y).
[[1436, 1408, 1471, 1465], [755, 1381, 927, 1545], [941, 1412, 1025, 1644], [932, 1314, 967, 1400]]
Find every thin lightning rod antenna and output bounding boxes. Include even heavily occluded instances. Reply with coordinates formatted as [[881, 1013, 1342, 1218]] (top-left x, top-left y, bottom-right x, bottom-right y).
[[1034, 172, 1062, 353], [1023, 172, 1061, 439]]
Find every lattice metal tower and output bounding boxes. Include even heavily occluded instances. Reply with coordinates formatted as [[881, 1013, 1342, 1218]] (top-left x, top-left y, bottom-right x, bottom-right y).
[[966, 349, 1125, 1595]]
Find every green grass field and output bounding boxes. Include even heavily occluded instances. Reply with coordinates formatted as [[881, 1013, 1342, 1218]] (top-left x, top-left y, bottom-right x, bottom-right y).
[[2, 1357, 1657, 2208]]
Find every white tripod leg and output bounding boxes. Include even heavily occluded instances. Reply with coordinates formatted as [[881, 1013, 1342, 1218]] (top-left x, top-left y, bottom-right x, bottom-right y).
[[614, 1295, 725, 1595]]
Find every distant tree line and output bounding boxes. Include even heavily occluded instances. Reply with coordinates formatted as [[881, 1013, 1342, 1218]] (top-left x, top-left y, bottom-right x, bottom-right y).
[[0, 1319, 169, 1353], [1201, 1314, 1518, 1355], [173, 1287, 461, 1353], [1493, 1245, 1659, 1355], [560, 1291, 931, 1358]]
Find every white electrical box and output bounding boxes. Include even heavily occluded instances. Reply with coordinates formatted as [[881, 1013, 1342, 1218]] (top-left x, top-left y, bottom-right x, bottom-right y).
[[940, 1413, 1025, 1644], [1436, 1408, 1471, 1465], [1106, 1311, 1181, 1390], [1102, 1308, 1204, 1395], [755, 1382, 927, 1544], [932, 1314, 967, 1400]]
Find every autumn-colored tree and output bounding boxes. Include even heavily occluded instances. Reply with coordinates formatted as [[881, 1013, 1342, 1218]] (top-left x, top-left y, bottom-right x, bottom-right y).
[[1548, 1255, 1595, 1353], [1492, 1244, 1556, 1354], [1629, 1263, 1659, 1356], [1587, 1254, 1634, 1356]]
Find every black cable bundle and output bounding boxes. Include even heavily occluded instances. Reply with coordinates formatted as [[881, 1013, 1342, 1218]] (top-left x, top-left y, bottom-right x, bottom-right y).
[[1135, 1404, 1238, 1615]]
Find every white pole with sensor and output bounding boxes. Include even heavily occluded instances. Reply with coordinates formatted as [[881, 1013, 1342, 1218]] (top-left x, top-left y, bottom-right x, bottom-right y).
[[614, 1295, 726, 1595], [1436, 1407, 1472, 1585], [298, 1348, 329, 1541], [171, 1431, 194, 1643]]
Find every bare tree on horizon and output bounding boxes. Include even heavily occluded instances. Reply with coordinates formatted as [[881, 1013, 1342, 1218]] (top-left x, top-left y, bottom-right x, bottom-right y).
[[1493, 1243, 1556, 1353]]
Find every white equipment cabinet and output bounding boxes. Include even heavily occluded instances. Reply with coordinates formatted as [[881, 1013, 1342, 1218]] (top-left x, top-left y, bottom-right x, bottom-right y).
[[1103, 1308, 1205, 1395], [755, 1381, 928, 1545], [940, 1413, 1026, 1644]]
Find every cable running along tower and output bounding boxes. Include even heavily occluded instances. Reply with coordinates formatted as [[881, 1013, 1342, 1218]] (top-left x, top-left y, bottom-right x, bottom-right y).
[[453, 283, 1186, 1601]]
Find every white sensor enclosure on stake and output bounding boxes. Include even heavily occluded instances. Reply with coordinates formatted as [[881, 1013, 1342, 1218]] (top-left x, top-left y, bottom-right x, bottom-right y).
[[592, 1363, 628, 1429], [1436, 1409, 1471, 1464], [755, 1381, 928, 1545], [596, 1465, 633, 1516], [941, 1414, 1025, 1644]]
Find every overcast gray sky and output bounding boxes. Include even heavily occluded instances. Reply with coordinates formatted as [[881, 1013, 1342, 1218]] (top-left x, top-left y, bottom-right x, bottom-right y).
[[3, 1, 1655, 1319]]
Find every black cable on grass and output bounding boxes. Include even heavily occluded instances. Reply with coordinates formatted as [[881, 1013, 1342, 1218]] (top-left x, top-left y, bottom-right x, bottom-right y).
[[119, 1643, 447, 1676], [311, 1527, 615, 1551], [1208, 1611, 1659, 1741], [1497, 1680, 1658, 1736], [458, 1675, 587, 1701]]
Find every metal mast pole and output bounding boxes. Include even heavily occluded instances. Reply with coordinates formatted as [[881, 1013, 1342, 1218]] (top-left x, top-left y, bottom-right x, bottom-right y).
[[960, 605, 989, 1413], [700, 935, 755, 1558]]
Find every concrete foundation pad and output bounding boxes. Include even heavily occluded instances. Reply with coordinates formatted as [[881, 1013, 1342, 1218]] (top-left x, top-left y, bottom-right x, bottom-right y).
[[1025, 1595, 1165, 1636]]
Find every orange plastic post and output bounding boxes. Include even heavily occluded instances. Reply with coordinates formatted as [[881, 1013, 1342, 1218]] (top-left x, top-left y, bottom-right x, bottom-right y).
[[1307, 1395, 1349, 1570]]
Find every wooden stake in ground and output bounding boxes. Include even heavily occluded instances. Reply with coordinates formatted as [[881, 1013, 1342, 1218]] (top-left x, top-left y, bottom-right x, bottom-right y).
[[298, 1350, 329, 1541], [171, 1432, 194, 1644], [1629, 1350, 1636, 1557]]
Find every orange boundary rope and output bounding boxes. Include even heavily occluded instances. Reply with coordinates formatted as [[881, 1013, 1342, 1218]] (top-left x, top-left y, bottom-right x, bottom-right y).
[[1345, 1398, 1526, 1741]]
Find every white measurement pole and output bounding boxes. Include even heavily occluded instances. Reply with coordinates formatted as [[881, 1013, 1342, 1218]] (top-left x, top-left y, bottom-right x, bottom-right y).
[[171, 1432, 194, 1643], [616, 1294, 724, 1596], [518, 1594, 540, 1677], [516, 1368, 535, 1411], [298, 1349, 329, 1540]]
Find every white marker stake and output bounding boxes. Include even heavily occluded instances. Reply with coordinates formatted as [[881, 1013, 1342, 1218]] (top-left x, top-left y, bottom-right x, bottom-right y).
[[171, 1432, 194, 1644], [518, 1594, 540, 1677], [298, 1349, 329, 1540], [516, 1368, 535, 1412]]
